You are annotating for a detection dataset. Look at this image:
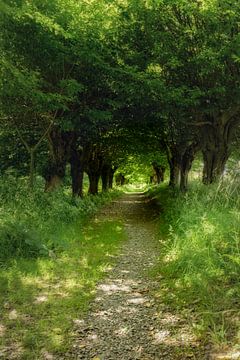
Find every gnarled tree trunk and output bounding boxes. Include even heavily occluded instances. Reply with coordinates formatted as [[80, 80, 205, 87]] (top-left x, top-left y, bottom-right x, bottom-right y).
[[44, 128, 73, 191], [201, 110, 240, 184], [202, 123, 230, 184], [167, 151, 181, 188]]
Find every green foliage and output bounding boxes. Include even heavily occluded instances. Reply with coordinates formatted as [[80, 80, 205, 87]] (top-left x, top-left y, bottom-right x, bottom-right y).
[[0, 175, 121, 264], [117, 152, 167, 183], [149, 180, 240, 344]]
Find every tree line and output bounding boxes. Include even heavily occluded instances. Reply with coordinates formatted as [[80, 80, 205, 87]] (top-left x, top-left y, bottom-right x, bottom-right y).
[[0, 0, 239, 194]]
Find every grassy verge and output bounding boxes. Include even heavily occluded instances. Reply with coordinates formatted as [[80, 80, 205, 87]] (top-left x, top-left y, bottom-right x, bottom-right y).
[[149, 181, 240, 351], [0, 176, 126, 358], [0, 175, 121, 261], [0, 218, 126, 359]]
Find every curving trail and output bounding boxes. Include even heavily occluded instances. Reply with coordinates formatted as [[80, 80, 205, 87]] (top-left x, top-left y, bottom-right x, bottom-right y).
[[68, 193, 207, 360]]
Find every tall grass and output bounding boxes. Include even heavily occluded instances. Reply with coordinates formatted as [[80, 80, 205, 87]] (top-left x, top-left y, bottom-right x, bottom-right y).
[[0, 175, 125, 358], [0, 174, 121, 263], [150, 179, 240, 347]]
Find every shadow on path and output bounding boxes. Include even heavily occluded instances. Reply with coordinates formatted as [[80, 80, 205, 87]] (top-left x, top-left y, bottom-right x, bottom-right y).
[[69, 193, 207, 360]]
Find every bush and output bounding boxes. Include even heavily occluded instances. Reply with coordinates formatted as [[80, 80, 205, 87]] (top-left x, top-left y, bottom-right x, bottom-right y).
[[0, 221, 48, 263], [0, 175, 121, 264]]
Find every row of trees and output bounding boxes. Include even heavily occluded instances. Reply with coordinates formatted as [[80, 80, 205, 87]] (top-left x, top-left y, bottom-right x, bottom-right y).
[[122, 0, 240, 190], [0, 0, 239, 193]]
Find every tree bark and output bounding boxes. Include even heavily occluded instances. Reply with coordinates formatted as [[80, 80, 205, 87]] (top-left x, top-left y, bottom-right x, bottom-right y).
[[202, 122, 230, 184], [167, 150, 181, 188], [45, 175, 62, 192], [169, 160, 180, 187], [202, 148, 229, 184], [180, 143, 198, 192], [70, 148, 84, 197], [152, 163, 165, 184], [101, 164, 110, 192], [86, 147, 103, 195], [108, 166, 117, 189], [88, 174, 100, 195], [108, 169, 114, 189], [44, 128, 73, 191], [200, 110, 240, 184]]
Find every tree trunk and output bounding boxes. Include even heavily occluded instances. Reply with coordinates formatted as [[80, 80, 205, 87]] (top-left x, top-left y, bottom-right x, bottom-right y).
[[156, 172, 161, 184], [169, 162, 180, 187], [29, 149, 35, 189], [202, 149, 229, 184], [168, 153, 180, 188], [160, 167, 165, 182], [180, 144, 198, 192], [101, 164, 110, 192], [44, 129, 73, 191], [71, 159, 84, 198], [109, 170, 114, 189], [166, 145, 182, 188], [120, 175, 125, 185], [201, 122, 230, 184], [152, 165, 165, 184], [88, 174, 100, 195], [70, 146, 84, 197], [200, 110, 240, 184], [72, 169, 84, 197], [45, 175, 62, 192], [108, 166, 117, 189], [116, 173, 125, 186]]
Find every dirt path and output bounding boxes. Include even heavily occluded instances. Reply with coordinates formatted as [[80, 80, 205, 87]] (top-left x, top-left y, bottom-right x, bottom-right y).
[[69, 193, 207, 360]]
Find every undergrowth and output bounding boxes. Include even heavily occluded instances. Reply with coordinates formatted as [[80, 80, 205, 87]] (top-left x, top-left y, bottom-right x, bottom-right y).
[[0, 175, 121, 264], [149, 180, 240, 348], [0, 219, 126, 359], [0, 175, 125, 358]]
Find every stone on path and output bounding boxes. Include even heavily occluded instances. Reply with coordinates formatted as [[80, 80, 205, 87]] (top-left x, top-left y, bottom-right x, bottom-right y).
[[68, 193, 206, 360]]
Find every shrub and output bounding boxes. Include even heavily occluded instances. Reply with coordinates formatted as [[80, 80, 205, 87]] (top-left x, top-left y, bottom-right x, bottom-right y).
[[0, 176, 121, 264]]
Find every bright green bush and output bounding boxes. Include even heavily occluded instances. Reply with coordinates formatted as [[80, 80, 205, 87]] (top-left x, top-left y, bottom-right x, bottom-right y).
[[149, 180, 240, 343], [0, 175, 120, 264]]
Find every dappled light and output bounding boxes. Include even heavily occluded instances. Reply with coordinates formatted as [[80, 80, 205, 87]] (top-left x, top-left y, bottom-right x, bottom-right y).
[[98, 283, 131, 294], [69, 194, 206, 359], [0, 0, 240, 358], [0, 218, 126, 359]]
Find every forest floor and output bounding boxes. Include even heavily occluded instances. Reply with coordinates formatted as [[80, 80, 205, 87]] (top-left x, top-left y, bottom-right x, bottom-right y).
[[67, 193, 209, 360]]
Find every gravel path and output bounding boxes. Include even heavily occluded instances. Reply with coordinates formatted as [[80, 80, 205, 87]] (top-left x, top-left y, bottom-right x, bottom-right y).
[[69, 193, 207, 360]]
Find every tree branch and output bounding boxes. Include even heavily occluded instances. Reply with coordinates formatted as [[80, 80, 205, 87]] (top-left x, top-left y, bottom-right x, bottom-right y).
[[15, 126, 31, 153], [33, 120, 53, 151], [189, 121, 213, 126]]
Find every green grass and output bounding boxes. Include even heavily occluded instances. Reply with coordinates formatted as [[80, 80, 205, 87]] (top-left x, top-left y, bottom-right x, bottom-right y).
[[0, 175, 121, 261], [149, 180, 240, 350], [0, 174, 125, 358], [0, 217, 126, 359]]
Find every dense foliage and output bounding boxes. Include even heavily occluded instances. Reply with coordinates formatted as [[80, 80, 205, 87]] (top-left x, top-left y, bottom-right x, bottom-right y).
[[1, 0, 239, 192], [0, 0, 239, 355], [0, 175, 121, 263]]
